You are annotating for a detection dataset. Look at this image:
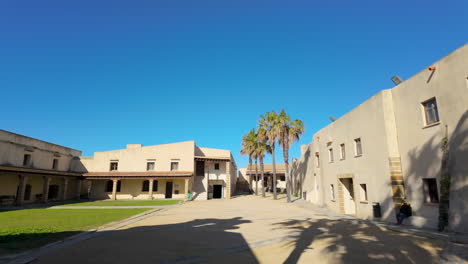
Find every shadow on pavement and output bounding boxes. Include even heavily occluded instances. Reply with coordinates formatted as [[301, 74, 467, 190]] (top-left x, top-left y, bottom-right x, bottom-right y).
[[275, 217, 448, 263], [23, 217, 259, 264]]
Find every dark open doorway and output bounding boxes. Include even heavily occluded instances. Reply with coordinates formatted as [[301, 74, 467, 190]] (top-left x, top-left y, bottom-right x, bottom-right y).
[[165, 182, 173, 198], [213, 185, 222, 199]]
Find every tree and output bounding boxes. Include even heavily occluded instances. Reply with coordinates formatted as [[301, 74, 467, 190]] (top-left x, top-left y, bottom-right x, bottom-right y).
[[241, 129, 257, 195], [258, 111, 281, 199], [278, 110, 305, 203], [255, 129, 271, 198]]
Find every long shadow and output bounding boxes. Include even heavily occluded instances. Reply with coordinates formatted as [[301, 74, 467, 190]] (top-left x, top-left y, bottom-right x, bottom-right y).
[[3, 217, 259, 264], [275, 217, 445, 264]]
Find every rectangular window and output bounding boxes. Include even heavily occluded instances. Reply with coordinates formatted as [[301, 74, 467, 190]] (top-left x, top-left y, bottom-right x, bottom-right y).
[[23, 154, 32, 166], [171, 161, 179, 171], [360, 184, 368, 201], [196, 161, 205, 176], [315, 152, 320, 168], [328, 148, 334, 163], [146, 160, 155, 171], [330, 184, 335, 200], [109, 161, 118, 171], [340, 144, 346, 160], [142, 180, 150, 192], [52, 159, 59, 170], [422, 97, 440, 125], [423, 178, 439, 203], [214, 163, 220, 170], [280, 176, 286, 181], [354, 138, 362, 156]]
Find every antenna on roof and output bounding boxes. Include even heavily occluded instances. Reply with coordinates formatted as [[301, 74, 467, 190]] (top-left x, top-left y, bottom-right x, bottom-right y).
[[329, 116, 336, 122], [391, 75, 403, 85]]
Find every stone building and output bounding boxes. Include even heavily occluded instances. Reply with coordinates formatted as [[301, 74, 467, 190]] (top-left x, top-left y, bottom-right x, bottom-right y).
[[291, 44, 468, 233], [0, 130, 237, 204]]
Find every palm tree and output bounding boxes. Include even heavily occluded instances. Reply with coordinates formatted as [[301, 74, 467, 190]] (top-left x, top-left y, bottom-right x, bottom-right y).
[[278, 109, 305, 203], [258, 111, 281, 199], [241, 129, 257, 195], [255, 131, 270, 198]]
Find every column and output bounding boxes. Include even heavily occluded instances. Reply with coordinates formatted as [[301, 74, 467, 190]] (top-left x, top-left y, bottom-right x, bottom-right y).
[[148, 179, 154, 200], [76, 180, 82, 199], [16, 175, 27, 206], [184, 178, 189, 200], [42, 176, 51, 203], [111, 179, 118, 200], [61, 178, 69, 201], [87, 180, 93, 200]]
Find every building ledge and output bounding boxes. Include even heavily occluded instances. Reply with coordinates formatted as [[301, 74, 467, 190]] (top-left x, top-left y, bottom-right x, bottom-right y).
[[0, 165, 82, 177]]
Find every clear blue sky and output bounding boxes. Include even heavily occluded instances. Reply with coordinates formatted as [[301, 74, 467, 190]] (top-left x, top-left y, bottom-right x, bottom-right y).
[[1, 0, 466, 169]]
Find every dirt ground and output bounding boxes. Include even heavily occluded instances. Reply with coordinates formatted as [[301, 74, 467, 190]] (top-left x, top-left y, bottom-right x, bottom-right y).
[[32, 195, 446, 264]]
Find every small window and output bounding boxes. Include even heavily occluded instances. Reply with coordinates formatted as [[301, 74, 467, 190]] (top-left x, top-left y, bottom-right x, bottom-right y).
[[23, 154, 32, 166], [142, 180, 150, 192], [423, 178, 439, 203], [52, 159, 59, 170], [110, 161, 118, 171], [359, 184, 368, 201], [330, 184, 335, 200], [214, 163, 220, 170], [422, 98, 440, 125], [280, 176, 286, 181], [328, 148, 334, 163], [146, 161, 155, 171], [340, 144, 346, 160], [196, 161, 205, 176], [315, 152, 320, 168], [354, 138, 362, 156], [171, 161, 179, 171], [153, 180, 158, 192]]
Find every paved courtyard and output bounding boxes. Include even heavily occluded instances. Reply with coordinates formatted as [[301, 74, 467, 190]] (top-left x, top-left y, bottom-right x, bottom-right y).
[[32, 195, 446, 264]]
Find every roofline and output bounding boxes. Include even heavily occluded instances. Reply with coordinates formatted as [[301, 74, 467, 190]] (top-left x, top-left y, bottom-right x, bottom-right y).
[[0, 129, 81, 153]]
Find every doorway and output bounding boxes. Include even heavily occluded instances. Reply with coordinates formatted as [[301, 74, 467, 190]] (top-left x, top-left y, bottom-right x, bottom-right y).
[[339, 178, 356, 215], [165, 182, 173, 198], [213, 185, 222, 199]]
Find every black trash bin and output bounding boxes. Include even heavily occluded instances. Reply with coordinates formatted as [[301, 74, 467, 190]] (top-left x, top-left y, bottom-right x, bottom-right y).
[[372, 202, 382, 218]]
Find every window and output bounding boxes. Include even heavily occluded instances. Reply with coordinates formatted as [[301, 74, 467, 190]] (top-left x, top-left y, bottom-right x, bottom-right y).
[[340, 144, 345, 160], [109, 161, 118, 171], [23, 154, 32, 166], [422, 98, 440, 125], [214, 163, 220, 170], [330, 184, 335, 200], [196, 161, 205, 176], [52, 159, 59, 170], [360, 184, 368, 201], [105, 180, 121, 192], [146, 160, 155, 171], [354, 138, 362, 156], [142, 180, 150, 192], [170, 161, 179, 171], [423, 178, 439, 203], [280, 176, 286, 181], [328, 148, 334, 163], [315, 152, 320, 168]]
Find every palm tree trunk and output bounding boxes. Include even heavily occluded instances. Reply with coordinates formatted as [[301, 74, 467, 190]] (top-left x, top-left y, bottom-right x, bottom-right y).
[[248, 157, 253, 194], [283, 140, 291, 203], [272, 146, 277, 199], [260, 156, 265, 197], [255, 158, 259, 195]]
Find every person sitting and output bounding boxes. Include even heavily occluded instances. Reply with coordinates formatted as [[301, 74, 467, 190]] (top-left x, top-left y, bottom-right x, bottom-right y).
[[396, 202, 412, 225]]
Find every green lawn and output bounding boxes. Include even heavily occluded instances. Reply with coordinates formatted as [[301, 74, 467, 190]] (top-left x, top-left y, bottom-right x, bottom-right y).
[[57, 199, 182, 207], [0, 208, 148, 255]]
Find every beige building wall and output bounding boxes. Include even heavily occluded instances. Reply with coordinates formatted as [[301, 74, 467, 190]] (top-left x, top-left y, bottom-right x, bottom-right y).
[[292, 44, 468, 232], [390, 44, 468, 231]]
